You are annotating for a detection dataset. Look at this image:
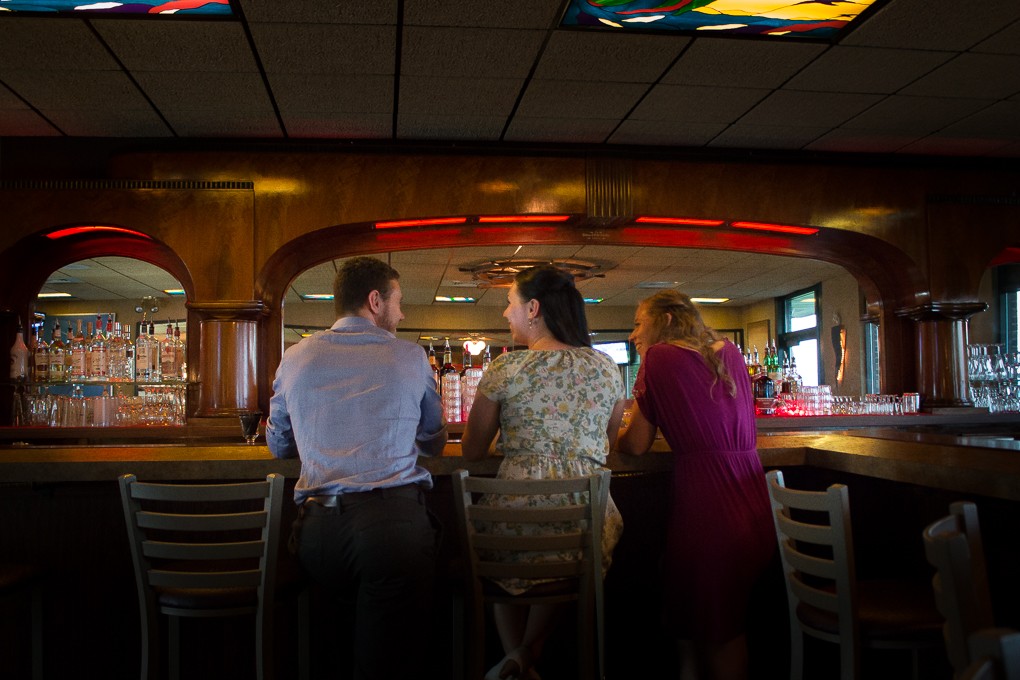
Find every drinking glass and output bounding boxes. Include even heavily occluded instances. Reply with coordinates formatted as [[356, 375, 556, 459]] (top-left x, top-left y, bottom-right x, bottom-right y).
[[239, 411, 262, 445]]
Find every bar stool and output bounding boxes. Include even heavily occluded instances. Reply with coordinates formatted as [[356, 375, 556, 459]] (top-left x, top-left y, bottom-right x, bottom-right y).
[[959, 628, 1020, 680], [766, 470, 943, 680], [0, 562, 44, 680]]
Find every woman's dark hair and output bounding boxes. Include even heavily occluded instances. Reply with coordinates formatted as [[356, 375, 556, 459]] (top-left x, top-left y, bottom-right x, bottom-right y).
[[333, 256, 399, 316], [514, 264, 591, 347]]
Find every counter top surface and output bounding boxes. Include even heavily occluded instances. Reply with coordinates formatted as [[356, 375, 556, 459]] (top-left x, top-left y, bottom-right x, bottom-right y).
[[2, 426, 1019, 501]]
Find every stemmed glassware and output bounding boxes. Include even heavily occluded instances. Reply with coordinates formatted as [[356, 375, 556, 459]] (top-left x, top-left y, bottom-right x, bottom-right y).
[[239, 411, 263, 445]]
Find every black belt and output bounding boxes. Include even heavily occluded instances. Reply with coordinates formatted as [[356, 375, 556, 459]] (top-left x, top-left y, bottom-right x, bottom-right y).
[[303, 483, 422, 509]]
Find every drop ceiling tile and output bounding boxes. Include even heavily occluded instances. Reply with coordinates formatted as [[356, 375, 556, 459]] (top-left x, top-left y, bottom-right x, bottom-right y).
[[0, 109, 60, 136], [941, 101, 1020, 139], [0, 83, 27, 109], [238, 0, 397, 24], [842, 0, 1020, 51], [784, 46, 954, 94], [630, 84, 769, 123], [0, 18, 119, 70], [515, 80, 648, 119], [900, 53, 1020, 99], [399, 76, 522, 116], [661, 38, 826, 89], [608, 119, 725, 147], [135, 71, 275, 113], [284, 114, 392, 139], [972, 21, 1020, 55], [840, 95, 993, 133], [397, 114, 505, 140], [404, 0, 562, 29], [95, 21, 257, 72], [709, 124, 831, 150], [739, 90, 884, 128], [270, 74, 393, 113], [1, 70, 153, 111], [534, 32, 687, 83], [401, 27, 546, 78], [164, 110, 283, 137], [40, 107, 172, 137], [898, 134, 1013, 156], [250, 24, 395, 75]]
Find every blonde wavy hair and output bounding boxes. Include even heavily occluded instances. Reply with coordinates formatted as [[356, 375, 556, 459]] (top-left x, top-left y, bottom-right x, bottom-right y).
[[638, 290, 737, 398]]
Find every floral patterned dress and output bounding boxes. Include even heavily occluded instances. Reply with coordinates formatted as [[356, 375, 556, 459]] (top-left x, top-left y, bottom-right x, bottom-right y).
[[476, 347, 625, 595]]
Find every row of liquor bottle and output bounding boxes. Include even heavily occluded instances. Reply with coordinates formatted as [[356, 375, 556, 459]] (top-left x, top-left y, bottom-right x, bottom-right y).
[[9, 314, 186, 384], [741, 340, 803, 400], [427, 338, 493, 424]]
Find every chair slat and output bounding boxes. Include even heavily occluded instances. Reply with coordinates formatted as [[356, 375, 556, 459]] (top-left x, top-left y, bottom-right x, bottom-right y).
[[148, 569, 262, 589], [781, 539, 836, 579], [776, 511, 836, 546], [130, 481, 271, 502], [476, 560, 586, 580], [142, 540, 266, 561], [470, 531, 588, 553], [768, 477, 846, 512], [137, 510, 268, 532], [790, 574, 839, 613], [462, 476, 596, 496], [467, 505, 588, 523]]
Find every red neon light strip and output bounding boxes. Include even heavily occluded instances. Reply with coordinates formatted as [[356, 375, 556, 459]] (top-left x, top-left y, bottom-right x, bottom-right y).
[[635, 216, 725, 227], [477, 215, 571, 223], [374, 217, 467, 229], [729, 221, 819, 235], [45, 226, 152, 240]]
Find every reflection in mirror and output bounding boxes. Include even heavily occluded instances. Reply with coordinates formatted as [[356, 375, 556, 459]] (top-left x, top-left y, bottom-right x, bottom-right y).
[[281, 244, 856, 387]]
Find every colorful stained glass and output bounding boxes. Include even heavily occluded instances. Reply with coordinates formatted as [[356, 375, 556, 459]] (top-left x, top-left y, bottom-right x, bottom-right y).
[[0, 0, 232, 16], [561, 0, 881, 41]]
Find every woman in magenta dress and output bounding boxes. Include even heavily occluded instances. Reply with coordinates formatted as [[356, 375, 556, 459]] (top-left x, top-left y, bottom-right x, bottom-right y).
[[616, 290, 775, 680]]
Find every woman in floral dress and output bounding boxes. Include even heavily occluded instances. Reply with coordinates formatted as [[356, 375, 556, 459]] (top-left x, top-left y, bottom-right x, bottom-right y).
[[462, 264, 625, 680]]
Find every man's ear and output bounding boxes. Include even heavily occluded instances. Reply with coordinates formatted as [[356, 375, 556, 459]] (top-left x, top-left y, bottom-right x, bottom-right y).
[[367, 289, 383, 315]]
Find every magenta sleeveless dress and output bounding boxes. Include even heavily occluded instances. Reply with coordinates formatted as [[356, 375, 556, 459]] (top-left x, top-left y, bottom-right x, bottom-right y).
[[633, 340, 776, 643]]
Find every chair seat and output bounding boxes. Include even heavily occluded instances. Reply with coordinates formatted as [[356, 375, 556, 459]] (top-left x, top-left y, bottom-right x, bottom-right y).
[[797, 579, 943, 642]]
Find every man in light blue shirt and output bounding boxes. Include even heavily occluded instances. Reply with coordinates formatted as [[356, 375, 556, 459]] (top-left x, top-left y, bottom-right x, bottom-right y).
[[267, 256, 446, 680]]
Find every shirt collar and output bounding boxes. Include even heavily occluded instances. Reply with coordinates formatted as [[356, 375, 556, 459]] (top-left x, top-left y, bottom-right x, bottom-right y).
[[331, 315, 394, 338]]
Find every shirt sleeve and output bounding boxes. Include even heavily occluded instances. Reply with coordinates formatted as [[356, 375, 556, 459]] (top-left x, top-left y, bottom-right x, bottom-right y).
[[266, 355, 298, 459], [414, 348, 447, 456]]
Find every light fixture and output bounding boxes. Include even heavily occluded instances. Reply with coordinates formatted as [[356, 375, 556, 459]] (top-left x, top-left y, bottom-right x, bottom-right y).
[[691, 297, 729, 304], [435, 296, 476, 303], [463, 340, 487, 356], [730, 221, 819, 235], [134, 296, 160, 314], [635, 216, 724, 227], [45, 225, 152, 240], [37, 292, 72, 298], [163, 289, 185, 296], [459, 258, 605, 288], [583, 297, 604, 304], [300, 294, 334, 301], [375, 217, 467, 230]]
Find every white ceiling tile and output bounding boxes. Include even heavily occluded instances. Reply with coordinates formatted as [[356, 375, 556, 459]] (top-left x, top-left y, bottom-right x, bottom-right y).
[[95, 21, 257, 72], [503, 117, 619, 144], [283, 114, 392, 139], [608, 119, 725, 147], [971, 21, 1020, 55], [630, 84, 768, 123], [238, 0, 398, 24], [898, 134, 1013, 157], [399, 76, 522, 116], [404, 0, 561, 29], [164, 110, 283, 137], [534, 32, 687, 83], [515, 80, 648, 119], [784, 46, 955, 94], [1, 70, 153, 111], [271, 74, 393, 113], [900, 53, 1020, 99], [39, 107, 171, 136], [661, 38, 826, 89], [805, 129, 918, 154], [251, 24, 396, 75], [709, 124, 831, 150], [842, 0, 1020, 51], [401, 27, 546, 78], [0, 18, 119, 70], [135, 71, 275, 113], [941, 101, 1020, 139], [0, 110, 60, 136], [739, 90, 884, 128], [397, 114, 505, 140], [0, 84, 28, 109], [840, 95, 993, 133]]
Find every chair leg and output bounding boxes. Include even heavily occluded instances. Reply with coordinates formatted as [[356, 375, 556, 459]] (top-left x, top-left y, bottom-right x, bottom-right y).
[[30, 584, 43, 680], [451, 588, 465, 680], [789, 627, 804, 680], [169, 615, 181, 680], [298, 586, 311, 680]]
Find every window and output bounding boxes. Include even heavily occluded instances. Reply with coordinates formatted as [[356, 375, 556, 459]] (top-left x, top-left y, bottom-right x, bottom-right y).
[[778, 285, 821, 386], [864, 321, 881, 394], [997, 264, 1020, 354]]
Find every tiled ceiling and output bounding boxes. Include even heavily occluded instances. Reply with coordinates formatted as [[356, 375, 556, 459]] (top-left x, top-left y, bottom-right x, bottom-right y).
[[1, 0, 1019, 157]]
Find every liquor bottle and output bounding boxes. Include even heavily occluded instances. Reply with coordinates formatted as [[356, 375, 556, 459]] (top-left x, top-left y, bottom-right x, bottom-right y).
[[63, 322, 75, 380], [748, 345, 761, 378], [69, 319, 86, 381], [48, 321, 66, 382], [91, 316, 109, 381], [148, 321, 161, 381], [9, 321, 28, 381], [123, 326, 135, 381], [135, 316, 150, 382], [83, 322, 94, 379], [109, 320, 125, 381], [427, 341, 439, 388], [160, 323, 176, 381], [173, 323, 185, 381], [439, 338, 460, 422], [482, 346, 492, 371]]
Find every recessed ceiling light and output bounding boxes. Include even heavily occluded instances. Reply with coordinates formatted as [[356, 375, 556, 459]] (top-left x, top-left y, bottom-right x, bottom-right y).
[[163, 289, 185, 296], [300, 294, 334, 300], [435, 296, 476, 303], [38, 292, 72, 298], [583, 298, 604, 304], [691, 297, 729, 304], [636, 281, 679, 289]]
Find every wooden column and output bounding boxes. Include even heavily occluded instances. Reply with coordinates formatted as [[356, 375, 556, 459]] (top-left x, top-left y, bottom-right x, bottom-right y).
[[899, 302, 987, 408], [187, 301, 265, 417]]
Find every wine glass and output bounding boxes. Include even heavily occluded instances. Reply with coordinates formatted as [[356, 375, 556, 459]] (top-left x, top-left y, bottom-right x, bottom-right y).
[[239, 411, 263, 445]]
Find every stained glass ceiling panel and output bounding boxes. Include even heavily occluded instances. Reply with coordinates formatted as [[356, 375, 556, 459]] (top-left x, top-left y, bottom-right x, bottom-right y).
[[561, 0, 882, 41], [0, 0, 233, 16]]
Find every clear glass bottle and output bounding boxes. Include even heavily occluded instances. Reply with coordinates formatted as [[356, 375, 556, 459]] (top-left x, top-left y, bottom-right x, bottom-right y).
[[160, 323, 176, 381], [48, 321, 66, 382], [173, 323, 185, 381], [69, 319, 86, 381], [135, 317, 150, 382], [9, 321, 28, 381], [110, 321, 127, 381], [123, 326, 134, 381], [148, 321, 160, 381], [91, 316, 109, 381]]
